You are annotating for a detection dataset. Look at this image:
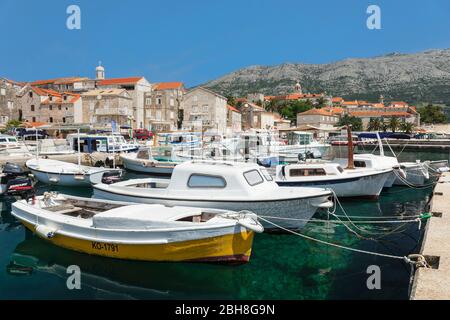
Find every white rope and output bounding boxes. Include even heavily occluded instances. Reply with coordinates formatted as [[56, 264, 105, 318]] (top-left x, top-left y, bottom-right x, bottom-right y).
[[392, 168, 437, 189], [258, 215, 421, 264]]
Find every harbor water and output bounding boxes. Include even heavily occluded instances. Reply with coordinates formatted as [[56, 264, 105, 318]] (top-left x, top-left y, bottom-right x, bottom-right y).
[[0, 150, 447, 300]]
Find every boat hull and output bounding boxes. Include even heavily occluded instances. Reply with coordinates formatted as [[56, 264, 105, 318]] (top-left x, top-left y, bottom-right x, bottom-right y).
[[28, 168, 116, 187], [394, 164, 428, 186], [93, 187, 329, 230], [20, 221, 253, 263], [122, 158, 175, 176], [276, 170, 391, 199]]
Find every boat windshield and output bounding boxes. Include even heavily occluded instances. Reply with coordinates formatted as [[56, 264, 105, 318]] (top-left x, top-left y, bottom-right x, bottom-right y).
[[243, 170, 264, 186]]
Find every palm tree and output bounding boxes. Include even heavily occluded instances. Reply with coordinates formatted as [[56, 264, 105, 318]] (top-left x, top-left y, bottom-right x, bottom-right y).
[[400, 122, 415, 134], [367, 118, 382, 132], [389, 117, 400, 133]]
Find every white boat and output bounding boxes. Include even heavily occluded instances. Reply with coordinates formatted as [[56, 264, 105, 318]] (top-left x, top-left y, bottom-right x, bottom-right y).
[[277, 131, 331, 160], [274, 162, 393, 199], [120, 148, 178, 176], [0, 134, 33, 157], [11, 193, 263, 263], [93, 161, 333, 230], [26, 158, 122, 187], [395, 162, 430, 186], [66, 133, 139, 153]]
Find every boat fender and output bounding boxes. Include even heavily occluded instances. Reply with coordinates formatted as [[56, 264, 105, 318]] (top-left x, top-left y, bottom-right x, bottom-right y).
[[238, 219, 264, 234], [35, 225, 57, 239]]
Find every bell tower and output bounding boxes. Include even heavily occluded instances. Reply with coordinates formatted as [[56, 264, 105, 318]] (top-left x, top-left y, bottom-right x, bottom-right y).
[[96, 61, 105, 80]]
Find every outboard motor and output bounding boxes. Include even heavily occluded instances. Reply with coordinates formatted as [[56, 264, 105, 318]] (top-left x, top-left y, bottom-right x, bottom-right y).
[[101, 171, 122, 185], [298, 153, 306, 162], [3, 162, 24, 176], [6, 177, 35, 199]]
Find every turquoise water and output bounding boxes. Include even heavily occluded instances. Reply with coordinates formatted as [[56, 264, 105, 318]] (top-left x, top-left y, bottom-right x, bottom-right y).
[[0, 150, 446, 300]]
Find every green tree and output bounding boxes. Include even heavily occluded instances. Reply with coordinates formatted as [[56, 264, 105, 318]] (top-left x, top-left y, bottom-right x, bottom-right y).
[[367, 118, 382, 132], [400, 122, 415, 134], [389, 117, 400, 133], [315, 96, 327, 108], [418, 104, 447, 124], [226, 95, 237, 107], [337, 115, 363, 131]]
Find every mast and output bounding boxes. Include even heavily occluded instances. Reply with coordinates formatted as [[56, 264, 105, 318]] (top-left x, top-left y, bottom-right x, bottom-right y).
[[346, 125, 355, 170], [376, 132, 384, 157], [77, 128, 81, 169]]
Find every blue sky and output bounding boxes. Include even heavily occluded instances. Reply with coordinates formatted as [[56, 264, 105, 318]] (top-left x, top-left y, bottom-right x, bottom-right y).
[[1, 0, 450, 87]]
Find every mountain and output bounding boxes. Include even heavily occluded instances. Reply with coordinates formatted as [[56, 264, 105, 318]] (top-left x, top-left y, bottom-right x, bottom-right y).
[[202, 49, 450, 105]]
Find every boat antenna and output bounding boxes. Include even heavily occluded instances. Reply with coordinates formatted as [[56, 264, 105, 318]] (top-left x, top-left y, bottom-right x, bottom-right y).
[[77, 128, 81, 169], [35, 126, 39, 164], [346, 125, 355, 170], [376, 132, 384, 157]]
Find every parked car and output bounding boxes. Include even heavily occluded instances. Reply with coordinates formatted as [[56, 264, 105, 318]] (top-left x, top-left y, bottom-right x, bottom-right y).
[[133, 129, 153, 140]]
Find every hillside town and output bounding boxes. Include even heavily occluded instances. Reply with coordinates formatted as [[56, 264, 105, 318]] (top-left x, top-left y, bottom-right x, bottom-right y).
[[0, 64, 422, 135]]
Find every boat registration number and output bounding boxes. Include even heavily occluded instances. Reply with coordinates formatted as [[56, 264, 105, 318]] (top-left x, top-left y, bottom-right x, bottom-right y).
[[91, 242, 119, 253]]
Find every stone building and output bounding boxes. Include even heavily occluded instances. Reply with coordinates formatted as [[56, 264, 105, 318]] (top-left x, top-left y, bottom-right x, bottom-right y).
[[144, 82, 184, 132], [81, 89, 133, 127], [296, 108, 339, 128], [226, 105, 242, 135], [241, 102, 277, 130], [16, 86, 81, 124], [182, 87, 228, 135], [97, 76, 151, 129], [0, 78, 23, 125]]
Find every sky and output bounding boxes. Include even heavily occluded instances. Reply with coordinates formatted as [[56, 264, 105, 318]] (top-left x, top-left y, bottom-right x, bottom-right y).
[[1, 0, 450, 87]]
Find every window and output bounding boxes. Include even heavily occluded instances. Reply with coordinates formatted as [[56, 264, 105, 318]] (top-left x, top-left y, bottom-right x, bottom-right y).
[[170, 98, 175, 107], [7, 101, 13, 110], [337, 166, 344, 173], [145, 97, 152, 105], [289, 168, 326, 177], [192, 105, 199, 113], [354, 161, 366, 168], [58, 106, 61, 110], [49, 105, 53, 110], [49, 117, 53, 123], [31, 105, 35, 111], [170, 111, 175, 119], [202, 105, 208, 113], [62, 117, 66, 123], [32, 117, 36, 122], [188, 174, 226, 188], [156, 110, 162, 120], [29, 92, 33, 98], [260, 168, 273, 181], [243, 170, 264, 186], [157, 98, 162, 105], [0, 88, 5, 96], [63, 96, 67, 101]]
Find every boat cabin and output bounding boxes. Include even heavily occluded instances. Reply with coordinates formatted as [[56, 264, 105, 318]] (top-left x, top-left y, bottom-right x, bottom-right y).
[[128, 161, 278, 197], [67, 134, 138, 153], [276, 163, 345, 180]]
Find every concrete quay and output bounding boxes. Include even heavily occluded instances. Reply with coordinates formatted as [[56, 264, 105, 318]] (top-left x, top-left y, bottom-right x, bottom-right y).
[[411, 172, 450, 299], [0, 152, 122, 169]]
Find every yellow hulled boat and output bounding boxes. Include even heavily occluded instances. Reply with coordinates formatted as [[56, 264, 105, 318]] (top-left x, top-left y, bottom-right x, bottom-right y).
[[11, 193, 263, 263]]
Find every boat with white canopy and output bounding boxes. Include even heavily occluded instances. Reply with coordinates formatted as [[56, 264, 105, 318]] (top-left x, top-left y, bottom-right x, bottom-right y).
[[93, 161, 333, 230], [120, 147, 179, 176], [11, 193, 263, 263]]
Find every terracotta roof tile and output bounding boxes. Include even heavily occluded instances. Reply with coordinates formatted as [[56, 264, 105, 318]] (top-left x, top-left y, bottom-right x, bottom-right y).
[[154, 82, 184, 90], [97, 77, 143, 86]]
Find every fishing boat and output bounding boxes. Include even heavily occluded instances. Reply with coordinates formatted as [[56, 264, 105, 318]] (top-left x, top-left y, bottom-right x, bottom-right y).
[[66, 133, 139, 153], [120, 147, 178, 176], [11, 193, 263, 263], [394, 162, 430, 186], [93, 161, 333, 230], [274, 162, 392, 199], [25, 158, 122, 187], [277, 131, 331, 160]]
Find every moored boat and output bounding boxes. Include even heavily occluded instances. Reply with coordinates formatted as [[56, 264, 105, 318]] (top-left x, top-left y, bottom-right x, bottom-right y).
[[120, 147, 178, 176], [26, 158, 122, 187], [93, 161, 333, 230], [11, 193, 263, 263], [275, 162, 392, 199]]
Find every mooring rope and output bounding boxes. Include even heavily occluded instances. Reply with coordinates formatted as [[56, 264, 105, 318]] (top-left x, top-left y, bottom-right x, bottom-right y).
[[257, 215, 429, 268]]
